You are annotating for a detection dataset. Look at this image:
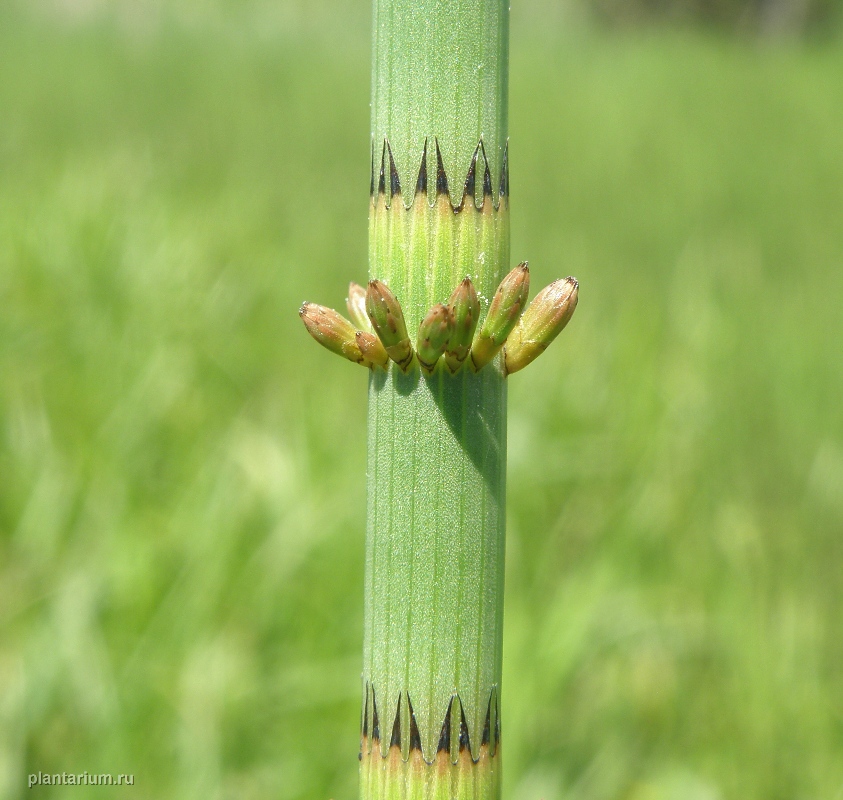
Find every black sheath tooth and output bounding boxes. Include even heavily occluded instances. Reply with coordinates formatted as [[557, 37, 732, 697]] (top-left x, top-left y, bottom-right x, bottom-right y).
[[481, 694, 492, 746], [458, 701, 471, 752], [386, 139, 401, 200], [389, 693, 402, 749], [415, 138, 428, 196], [436, 696, 454, 752], [371, 687, 380, 742], [482, 148, 493, 197], [369, 142, 375, 197], [377, 140, 387, 197], [435, 138, 449, 197], [406, 694, 423, 752], [499, 140, 509, 199], [494, 704, 500, 747], [362, 682, 370, 736], [460, 142, 480, 208]]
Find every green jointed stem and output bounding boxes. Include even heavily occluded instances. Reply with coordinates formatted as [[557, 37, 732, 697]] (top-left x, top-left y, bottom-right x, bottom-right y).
[[297, 3, 577, 789], [371, 0, 509, 209], [362, 1, 510, 798]]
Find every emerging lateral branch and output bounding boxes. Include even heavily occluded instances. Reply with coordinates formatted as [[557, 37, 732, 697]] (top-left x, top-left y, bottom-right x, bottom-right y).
[[300, 268, 579, 377]]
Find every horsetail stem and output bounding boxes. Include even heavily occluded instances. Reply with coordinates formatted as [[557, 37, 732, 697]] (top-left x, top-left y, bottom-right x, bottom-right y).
[[362, 1, 511, 795], [297, 1, 579, 796]]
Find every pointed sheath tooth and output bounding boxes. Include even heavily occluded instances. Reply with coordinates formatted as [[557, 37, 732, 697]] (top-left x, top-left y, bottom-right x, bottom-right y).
[[347, 282, 373, 332], [444, 277, 480, 373], [470, 262, 530, 371], [504, 277, 579, 375], [386, 139, 401, 201], [365, 279, 414, 371], [416, 304, 454, 373], [356, 330, 389, 369], [299, 302, 370, 367]]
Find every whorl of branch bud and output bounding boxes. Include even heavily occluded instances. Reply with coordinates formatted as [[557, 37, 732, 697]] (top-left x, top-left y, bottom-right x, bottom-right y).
[[504, 277, 578, 375], [356, 330, 390, 369], [299, 303, 376, 368], [347, 282, 373, 332], [417, 304, 455, 374], [470, 262, 530, 371], [300, 272, 577, 376], [366, 279, 414, 372]]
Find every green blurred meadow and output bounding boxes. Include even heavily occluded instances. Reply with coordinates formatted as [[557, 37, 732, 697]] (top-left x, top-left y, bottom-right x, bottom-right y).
[[1, 1, 843, 798]]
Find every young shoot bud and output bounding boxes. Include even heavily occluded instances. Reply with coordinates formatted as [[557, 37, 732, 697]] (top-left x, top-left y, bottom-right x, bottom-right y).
[[416, 304, 454, 373], [347, 282, 373, 332], [299, 302, 372, 367], [366, 279, 414, 371], [356, 330, 389, 369], [504, 277, 578, 375], [471, 262, 530, 371], [444, 277, 480, 373]]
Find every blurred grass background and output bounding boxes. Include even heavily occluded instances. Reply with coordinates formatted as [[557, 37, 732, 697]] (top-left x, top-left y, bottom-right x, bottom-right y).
[[1, 0, 842, 798]]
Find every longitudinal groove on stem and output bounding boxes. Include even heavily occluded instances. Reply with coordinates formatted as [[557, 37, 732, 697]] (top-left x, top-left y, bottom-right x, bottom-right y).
[[295, 3, 577, 793], [364, 1, 509, 796], [364, 146, 509, 764]]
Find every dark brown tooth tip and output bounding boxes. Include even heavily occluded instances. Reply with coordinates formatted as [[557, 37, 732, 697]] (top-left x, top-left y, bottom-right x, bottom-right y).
[[461, 142, 480, 206], [415, 138, 428, 196], [362, 682, 370, 736], [371, 688, 380, 742], [377, 140, 386, 196], [361, 689, 500, 762], [389, 694, 402, 749], [435, 138, 449, 197], [436, 696, 453, 752], [407, 695, 423, 752], [499, 140, 509, 198], [481, 702, 491, 746], [480, 140, 493, 197], [386, 139, 401, 201], [458, 702, 471, 752]]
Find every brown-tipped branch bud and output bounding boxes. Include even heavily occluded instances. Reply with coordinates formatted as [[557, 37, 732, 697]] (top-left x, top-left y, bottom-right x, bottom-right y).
[[299, 302, 373, 367], [356, 330, 389, 369], [471, 262, 530, 371], [504, 277, 579, 375], [416, 304, 454, 373], [347, 282, 373, 332], [444, 277, 480, 373], [365, 279, 414, 371]]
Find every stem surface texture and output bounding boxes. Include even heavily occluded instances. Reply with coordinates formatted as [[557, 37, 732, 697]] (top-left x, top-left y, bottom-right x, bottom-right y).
[[363, 2, 510, 798]]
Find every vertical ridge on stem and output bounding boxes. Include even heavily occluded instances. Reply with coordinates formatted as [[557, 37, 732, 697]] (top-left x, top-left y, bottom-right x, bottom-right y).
[[365, 1, 509, 796]]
